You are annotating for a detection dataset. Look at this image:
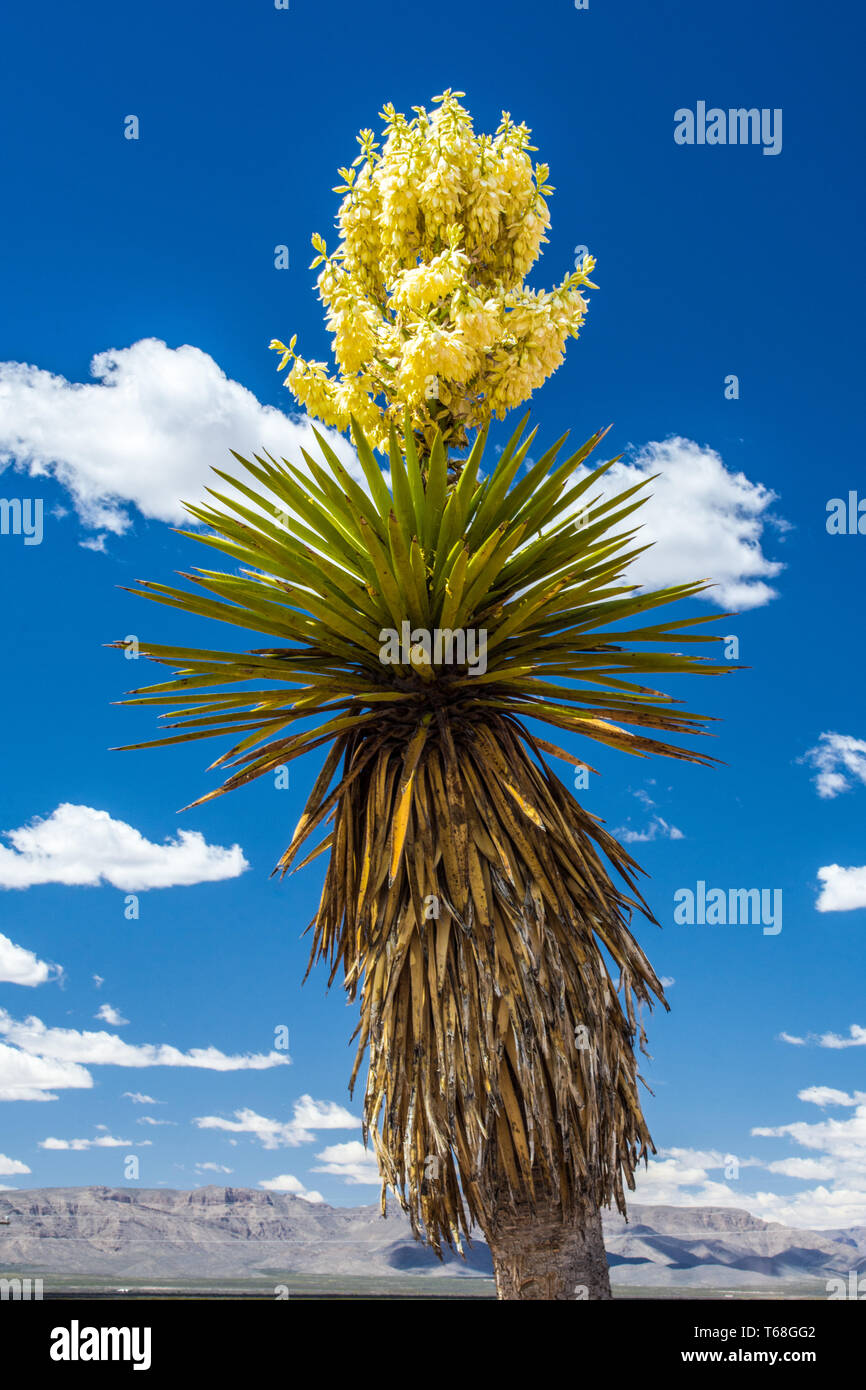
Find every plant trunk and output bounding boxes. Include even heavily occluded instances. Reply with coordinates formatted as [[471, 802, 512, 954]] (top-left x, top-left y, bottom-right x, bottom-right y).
[[484, 1187, 612, 1301]]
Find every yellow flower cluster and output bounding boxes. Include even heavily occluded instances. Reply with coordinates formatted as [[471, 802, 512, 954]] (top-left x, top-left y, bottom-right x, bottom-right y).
[[271, 91, 596, 455]]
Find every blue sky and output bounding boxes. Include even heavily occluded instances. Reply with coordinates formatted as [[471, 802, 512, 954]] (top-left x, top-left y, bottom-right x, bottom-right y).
[[0, 0, 864, 1226]]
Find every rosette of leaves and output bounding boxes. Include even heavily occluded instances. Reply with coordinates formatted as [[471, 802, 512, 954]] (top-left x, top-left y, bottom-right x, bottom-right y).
[[115, 415, 729, 1295]]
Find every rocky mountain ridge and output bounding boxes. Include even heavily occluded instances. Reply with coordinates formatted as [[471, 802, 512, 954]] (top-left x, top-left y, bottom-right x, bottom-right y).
[[0, 1186, 861, 1287]]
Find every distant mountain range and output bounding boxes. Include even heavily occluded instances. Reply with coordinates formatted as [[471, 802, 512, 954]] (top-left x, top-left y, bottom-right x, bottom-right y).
[[0, 1186, 863, 1288]]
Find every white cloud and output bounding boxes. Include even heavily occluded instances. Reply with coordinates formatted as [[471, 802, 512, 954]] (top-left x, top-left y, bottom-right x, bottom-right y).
[[0, 342, 786, 617], [745, 1089, 866, 1223], [801, 732, 866, 799], [0, 339, 364, 538], [659, 976, 676, 989], [779, 1027, 866, 1051], [816, 865, 866, 913], [92, 975, 104, 989], [615, 815, 684, 844], [815, 1025, 866, 1050], [798, 1086, 865, 1108], [194, 1096, 359, 1150], [137, 1116, 176, 1126], [259, 1173, 325, 1203], [752, 1188, 866, 1229], [196, 1162, 233, 1174], [0, 932, 57, 986], [631, 1146, 863, 1228], [577, 436, 784, 609], [634, 1165, 866, 1228], [662, 1146, 762, 1172], [123, 1091, 159, 1104], [632, 1157, 737, 1203], [0, 1043, 92, 1102], [0, 1153, 31, 1175], [95, 1004, 128, 1027], [40, 1134, 141, 1151], [0, 803, 248, 891], [0, 1009, 289, 1078], [312, 1140, 380, 1186], [292, 1096, 359, 1133], [628, 1093, 866, 1228], [753, 1114, 866, 1165], [764, 1157, 837, 1180]]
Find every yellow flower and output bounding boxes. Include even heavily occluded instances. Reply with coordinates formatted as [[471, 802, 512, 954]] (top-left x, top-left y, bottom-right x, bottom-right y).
[[273, 92, 596, 453]]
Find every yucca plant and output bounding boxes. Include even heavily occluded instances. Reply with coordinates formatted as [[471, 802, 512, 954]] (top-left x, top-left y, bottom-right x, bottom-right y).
[[115, 94, 731, 1298]]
